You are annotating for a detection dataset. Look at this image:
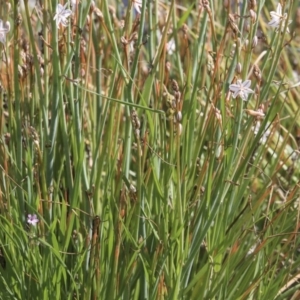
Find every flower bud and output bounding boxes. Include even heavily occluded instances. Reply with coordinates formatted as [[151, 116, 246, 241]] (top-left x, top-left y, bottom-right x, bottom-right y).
[[177, 123, 183, 136], [243, 39, 249, 51], [249, 9, 257, 23], [176, 111, 182, 122], [6, 2, 11, 13], [245, 23, 250, 33], [130, 184, 136, 193], [4, 21, 10, 32], [252, 36, 258, 48], [236, 63, 242, 74], [118, 20, 125, 29], [86, 15, 90, 26], [165, 61, 171, 71]]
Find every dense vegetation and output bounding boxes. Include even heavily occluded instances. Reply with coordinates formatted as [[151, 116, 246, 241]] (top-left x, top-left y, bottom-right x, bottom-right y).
[[0, 0, 300, 299]]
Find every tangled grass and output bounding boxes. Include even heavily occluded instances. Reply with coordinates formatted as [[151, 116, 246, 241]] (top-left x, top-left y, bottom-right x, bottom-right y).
[[0, 0, 300, 299]]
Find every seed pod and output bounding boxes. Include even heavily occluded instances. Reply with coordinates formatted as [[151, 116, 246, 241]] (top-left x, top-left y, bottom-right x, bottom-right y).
[[245, 109, 265, 119], [171, 79, 179, 93], [296, 7, 300, 27], [131, 109, 141, 129], [120, 36, 127, 44], [253, 64, 262, 81], [90, 1, 96, 13], [228, 14, 239, 35], [94, 8, 103, 19], [248, 0, 257, 10], [182, 23, 188, 34], [223, 0, 229, 9]]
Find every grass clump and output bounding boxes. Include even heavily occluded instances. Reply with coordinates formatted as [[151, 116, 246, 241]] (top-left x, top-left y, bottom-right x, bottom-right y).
[[0, 0, 300, 299]]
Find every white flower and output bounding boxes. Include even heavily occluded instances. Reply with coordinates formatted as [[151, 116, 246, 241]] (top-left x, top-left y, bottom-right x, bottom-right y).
[[129, 41, 134, 53], [156, 29, 176, 55], [252, 121, 270, 144], [54, 3, 73, 28], [0, 19, 10, 45], [166, 39, 175, 55], [229, 79, 254, 101], [268, 3, 292, 33], [27, 214, 39, 226], [133, 0, 143, 14], [70, 0, 77, 12], [245, 108, 265, 119], [247, 243, 257, 256]]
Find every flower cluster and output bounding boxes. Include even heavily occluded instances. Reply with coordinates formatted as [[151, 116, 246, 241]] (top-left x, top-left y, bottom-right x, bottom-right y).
[[228, 2, 291, 102]]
